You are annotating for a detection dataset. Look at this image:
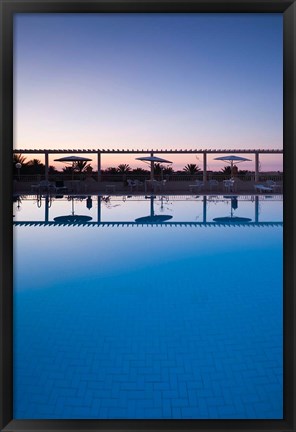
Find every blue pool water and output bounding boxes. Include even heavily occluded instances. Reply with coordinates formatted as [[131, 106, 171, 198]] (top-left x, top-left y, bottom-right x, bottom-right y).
[[13, 195, 283, 419]]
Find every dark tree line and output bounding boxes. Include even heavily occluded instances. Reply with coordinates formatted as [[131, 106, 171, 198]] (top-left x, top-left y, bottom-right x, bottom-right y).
[[13, 154, 252, 177]]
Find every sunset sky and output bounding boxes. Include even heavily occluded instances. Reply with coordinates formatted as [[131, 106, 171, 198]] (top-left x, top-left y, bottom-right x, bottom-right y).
[[14, 13, 283, 171]]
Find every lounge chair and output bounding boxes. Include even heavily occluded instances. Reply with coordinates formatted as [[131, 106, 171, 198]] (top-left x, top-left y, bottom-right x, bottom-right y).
[[189, 180, 204, 193], [265, 180, 282, 192], [145, 179, 166, 193], [127, 179, 137, 192], [254, 184, 273, 193], [105, 184, 116, 193], [223, 179, 235, 192], [133, 179, 144, 190], [151, 180, 166, 192], [209, 179, 219, 191], [31, 180, 56, 194], [55, 180, 68, 194], [159, 180, 167, 191]]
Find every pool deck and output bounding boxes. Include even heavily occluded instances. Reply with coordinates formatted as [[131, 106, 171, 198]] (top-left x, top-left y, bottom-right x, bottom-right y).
[[13, 181, 283, 196]]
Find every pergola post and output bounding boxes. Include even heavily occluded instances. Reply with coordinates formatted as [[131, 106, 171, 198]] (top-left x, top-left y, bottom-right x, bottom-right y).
[[203, 195, 207, 223], [45, 195, 49, 222], [45, 151, 49, 182], [203, 152, 207, 184], [97, 196, 101, 223], [255, 196, 259, 222], [255, 152, 259, 182], [97, 151, 101, 182]]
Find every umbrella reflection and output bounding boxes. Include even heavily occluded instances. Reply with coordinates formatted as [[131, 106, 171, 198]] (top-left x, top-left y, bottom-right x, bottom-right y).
[[135, 195, 173, 224], [213, 196, 252, 223], [54, 196, 92, 223], [86, 196, 93, 210]]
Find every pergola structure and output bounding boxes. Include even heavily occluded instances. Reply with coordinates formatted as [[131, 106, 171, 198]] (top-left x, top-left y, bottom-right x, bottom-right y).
[[13, 148, 283, 182]]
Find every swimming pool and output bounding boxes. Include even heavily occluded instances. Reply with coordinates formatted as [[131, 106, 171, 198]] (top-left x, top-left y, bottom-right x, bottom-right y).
[[13, 194, 283, 419]]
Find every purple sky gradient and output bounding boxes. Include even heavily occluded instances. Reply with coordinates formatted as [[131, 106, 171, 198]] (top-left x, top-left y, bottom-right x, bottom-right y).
[[14, 13, 283, 171]]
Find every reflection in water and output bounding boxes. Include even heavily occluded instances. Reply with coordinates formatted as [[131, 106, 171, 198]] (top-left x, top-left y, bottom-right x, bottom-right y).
[[255, 195, 259, 223], [213, 196, 252, 223], [13, 195, 22, 215], [86, 196, 93, 210], [13, 194, 283, 227], [135, 195, 173, 223], [53, 196, 93, 223]]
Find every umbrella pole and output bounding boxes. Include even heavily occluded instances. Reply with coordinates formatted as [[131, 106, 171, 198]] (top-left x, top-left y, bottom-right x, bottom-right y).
[[150, 161, 154, 181], [230, 161, 233, 178]]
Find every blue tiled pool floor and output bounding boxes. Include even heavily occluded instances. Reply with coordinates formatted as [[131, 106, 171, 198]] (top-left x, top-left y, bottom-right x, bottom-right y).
[[14, 224, 283, 419]]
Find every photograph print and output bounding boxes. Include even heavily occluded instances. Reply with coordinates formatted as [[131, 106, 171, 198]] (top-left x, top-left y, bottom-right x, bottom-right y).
[[13, 12, 283, 420]]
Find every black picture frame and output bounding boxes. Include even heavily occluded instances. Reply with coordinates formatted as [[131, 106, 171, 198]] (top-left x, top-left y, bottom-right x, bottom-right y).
[[1, 1, 295, 431]]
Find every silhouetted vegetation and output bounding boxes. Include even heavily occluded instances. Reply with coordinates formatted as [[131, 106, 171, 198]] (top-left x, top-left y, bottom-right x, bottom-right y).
[[220, 166, 232, 175], [13, 153, 280, 184], [26, 159, 45, 174], [117, 164, 132, 173], [183, 164, 201, 175], [74, 160, 91, 173]]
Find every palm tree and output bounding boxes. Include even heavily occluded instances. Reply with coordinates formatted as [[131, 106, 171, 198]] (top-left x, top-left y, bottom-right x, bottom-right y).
[[154, 163, 165, 175], [28, 158, 44, 167], [85, 165, 93, 174], [103, 166, 118, 181], [62, 166, 74, 176], [104, 167, 118, 174], [13, 153, 27, 165], [117, 164, 131, 173], [220, 166, 232, 175], [13, 153, 28, 177], [27, 158, 45, 174], [28, 158, 41, 164], [74, 160, 91, 173], [48, 165, 58, 175], [163, 166, 174, 175], [183, 164, 201, 175], [132, 167, 149, 175]]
